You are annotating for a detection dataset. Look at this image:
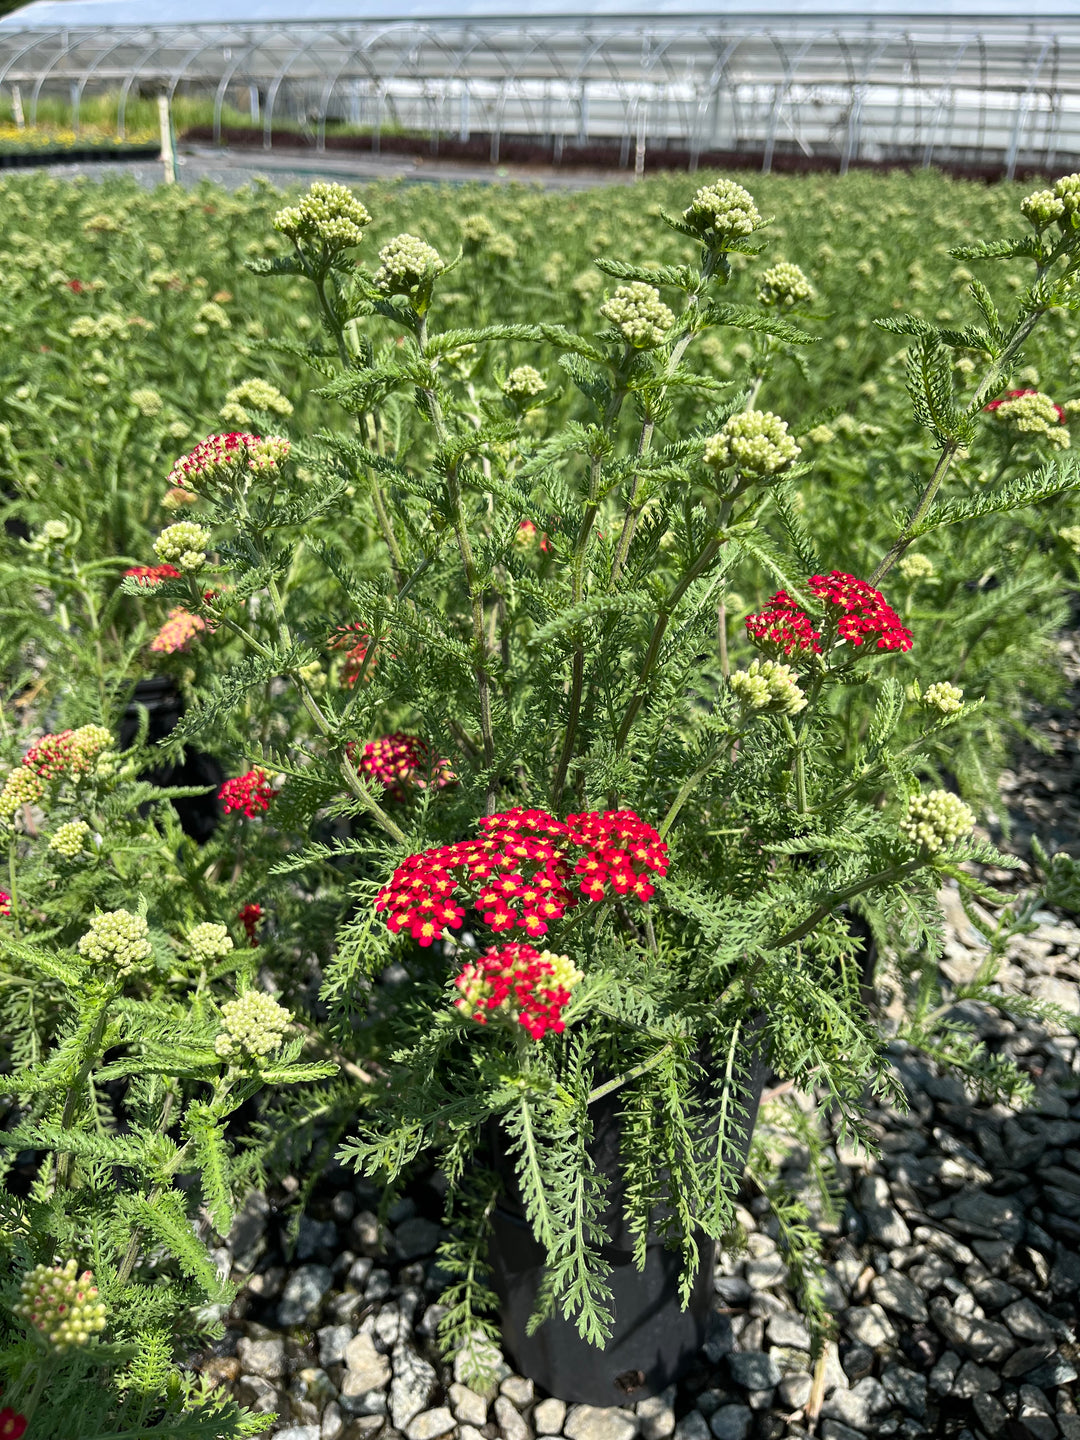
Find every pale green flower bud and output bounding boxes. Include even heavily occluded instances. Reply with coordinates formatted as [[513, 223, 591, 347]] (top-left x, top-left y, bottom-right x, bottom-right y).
[[374, 234, 444, 294], [0, 766, 44, 824], [758, 261, 813, 307], [683, 179, 762, 242], [502, 365, 546, 399], [898, 553, 934, 581], [1053, 172, 1080, 214], [78, 908, 153, 976], [1021, 189, 1065, 228], [188, 921, 234, 965], [899, 789, 975, 855], [923, 681, 964, 716], [215, 991, 293, 1060], [1059, 524, 1080, 553], [129, 388, 163, 417], [991, 390, 1067, 437], [704, 410, 800, 478], [729, 658, 807, 716], [154, 521, 212, 573], [15, 1259, 107, 1348], [460, 213, 496, 246], [273, 182, 370, 250], [600, 282, 674, 349], [220, 378, 293, 427], [28, 518, 71, 552], [49, 818, 92, 858]]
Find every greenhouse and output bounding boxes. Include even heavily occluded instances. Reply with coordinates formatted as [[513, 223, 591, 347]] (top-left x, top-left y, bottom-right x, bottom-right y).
[[1, 0, 1080, 174]]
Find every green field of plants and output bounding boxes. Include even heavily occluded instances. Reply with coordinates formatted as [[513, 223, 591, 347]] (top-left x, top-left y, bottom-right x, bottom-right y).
[[1, 165, 1079, 1435]]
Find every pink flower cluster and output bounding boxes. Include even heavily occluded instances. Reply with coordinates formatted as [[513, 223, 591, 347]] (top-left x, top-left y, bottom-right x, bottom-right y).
[[124, 563, 181, 587], [375, 806, 668, 947], [167, 432, 291, 493], [745, 571, 912, 658], [218, 769, 277, 818], [150, 607, 207, 655], [454, 943, 577, 1039], [349, 733, 454, 800], [24, 728, 108, 780]]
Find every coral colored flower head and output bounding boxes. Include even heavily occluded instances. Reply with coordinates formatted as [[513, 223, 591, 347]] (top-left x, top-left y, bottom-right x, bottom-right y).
[[150, 607, 207, 655], [349, 733, 454, 800], [238, 903, 262, 944], [514, 519, 551, 554], [167, 432, 290, 495], [219, 769, 276, 818], [0, 1409, 27, 1439], [455, 943, 584, 1039], [124, 563, 181, 588]]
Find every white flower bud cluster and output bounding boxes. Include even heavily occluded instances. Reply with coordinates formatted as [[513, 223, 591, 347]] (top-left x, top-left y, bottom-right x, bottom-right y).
[[48, 818, 92, 858], [600, 282, 674, 349], [898, 553, 935, 581], [215, 991, 293, 1060], [154, 521, 212, 573], [758, 261, 813, 307], [502, 365, 546, 399], [1060, 524, 1080, 554], [374, 234, 445, 294], [188, 921, 234, 965], [683, 179, 762, 241], [460, 213, 496, 245], [729, 658, 808, 716], [899, 789, 975, 855], [923, 681, 964, 716], [15, 1259, 107, 1348], [77, 908, 153, 976], [273, 182, 371, 250], [130, 387, 163, 417], [220, 378, 293, 426], [994, 391, 1071, 447], [28, 518, 71, 552], [0, 766, 44, 824], [704, 410, 800, 477], [1021, 190, 1065, 228]]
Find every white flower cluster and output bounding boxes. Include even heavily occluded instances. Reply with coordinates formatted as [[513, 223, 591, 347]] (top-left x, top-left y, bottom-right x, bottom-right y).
[[130, 387, 163, 417], [374, 233, 445, 294], [758, 261, 813, 307], [15, 1259, 107, 1348], [48, 818, 92, 858], [899, 789, 975, 855], [502, 365, 547, 399], [992, 391, 1070, 446], [729, 658, 808, 716], [923, 681, 964, 716], [1022, 173, 1080, 228], [0, 765, 44, 825], [600, 282, 674, 349], [683, 179, 762, 241], [898, 553, 935, 581], [188, 921, 234, 965], [215, 991, 293, 1060], [154, 521, 212, 572], [704, 410, 800, 477], [273, 182, 371, 250], [220, 378, 293, 426], [77, 908, 153, 976]]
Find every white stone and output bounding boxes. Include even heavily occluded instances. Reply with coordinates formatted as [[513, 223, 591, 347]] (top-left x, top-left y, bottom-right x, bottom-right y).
[[449, 1382, 488, 1426], [564, 1403, 640, 1440], [406, 1407, 456, 1440], [535, 1398, 568, 1434]]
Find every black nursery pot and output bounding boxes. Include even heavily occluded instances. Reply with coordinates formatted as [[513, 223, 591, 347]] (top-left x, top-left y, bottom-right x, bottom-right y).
[[486, 1037, 771, 1406], [119, 677, 224, 844]]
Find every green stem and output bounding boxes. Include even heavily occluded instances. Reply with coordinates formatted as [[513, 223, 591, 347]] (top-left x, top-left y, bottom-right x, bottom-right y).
[[587, 1042, 674, 1105], [657, 737, 735, 838], [782, 715, 808, 814], [770, 860, 924, 951]]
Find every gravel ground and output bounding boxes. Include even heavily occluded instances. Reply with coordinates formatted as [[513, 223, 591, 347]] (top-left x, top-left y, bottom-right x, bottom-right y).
[[196, 644, 1080, 1440]]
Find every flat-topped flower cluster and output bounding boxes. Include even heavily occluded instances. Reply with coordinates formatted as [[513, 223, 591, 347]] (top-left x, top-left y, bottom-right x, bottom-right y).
[[454, 943, 585, 1040], [745, 570, 913, 659], [375, 806, 668, 946]]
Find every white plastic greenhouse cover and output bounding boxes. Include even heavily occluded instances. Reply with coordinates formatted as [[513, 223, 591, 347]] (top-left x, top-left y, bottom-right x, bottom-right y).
[[2, 0, 1080, 175]]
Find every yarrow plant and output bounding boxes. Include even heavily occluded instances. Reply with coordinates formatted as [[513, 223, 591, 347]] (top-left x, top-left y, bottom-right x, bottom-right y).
[[218, 768, 276, 818]]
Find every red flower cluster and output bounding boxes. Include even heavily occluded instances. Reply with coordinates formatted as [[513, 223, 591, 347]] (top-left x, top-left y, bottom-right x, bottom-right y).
[[238, 903, 262, 944], [124, 563, 181, 587], [375, 807, 667, 947], [0, 1409, 27, 1440], [454, 943, 580, 1039], [984, 387, 1066, 422], [349, 733, 454, 800], [330, 623, 376, 688], [23, 732, 75, 780], [167, 432, 290, 492], [219, 769, 277, 818], [0, 891, 10, 918], [66, 280, 86, 293], [515, 519, 551, 553], [746, 571, 911, 658]]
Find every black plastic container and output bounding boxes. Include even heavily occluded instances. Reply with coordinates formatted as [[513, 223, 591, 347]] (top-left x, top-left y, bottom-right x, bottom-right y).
[[119, 677, 223, 844], [487, 1035, 771, 1405]]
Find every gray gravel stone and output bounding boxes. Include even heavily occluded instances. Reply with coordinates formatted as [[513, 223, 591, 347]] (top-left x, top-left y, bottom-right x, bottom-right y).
[[448, 1383, 488, 1426], [535, 1398, 568, 1435], [777, 1373, 812, 1410], [394, 1217, 442, 1261], [881, 1365, 926, 1417], [564, 1404, 639, 1440], [277, 1265, 334, 1326], [321, 1402, 346, 1440], [344, 1334, 392, 1392], [727, 1351, 781, 1390], [1001, 1298, 1054, 1342], [842, 1304, 898, 1349], [494, 1395, 531, 1440], [948, 1192, 1023, 1243], [871, 1272, 929, 1323], [674, 1415, 710, 1440], [274, 1428, 320, 1440], [928, 1351, 961, 1396], [297, 1216, 339, 1260], [928, 1297, 1017, 1363], [858, 1176, 912, 1248], [389, 1346, 437, 1432], [636, 1385, 676, 1440], [236, 1336, 285, 1380], [500, 1375, 535, 1407], [1017, 1383, 1057, 1440], [1003, 1343, 1057, 1378], [405, 1408, 456, 1440], [709, 1406, 753, 1440], [745, 1255, 787, 1290], [820, 1377, 891, 1432], [972, 1393, 1008, 1437], [820, 1423, 865, 1440], [767, 1312, 811, 1349], [951, 1360, 1001, 1396], [459, 1428, 487, 1440], [338, 1383, 389, 1420], [317, 1324, 353, 1369]]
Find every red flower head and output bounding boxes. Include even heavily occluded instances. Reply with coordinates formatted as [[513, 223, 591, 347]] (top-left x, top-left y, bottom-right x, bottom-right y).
[[219, 769, 277, 818], [66, 280, 85, 293], [454, 943, 584, 1039], [124, 563, 181, 588], [0, 891, 10, 918], [746, 571, 911, 658], [330, 623, 376, 688], [348, 733, 455, 800], [0, 1409, 27, 1440], [23, 731, 75, 780], [167, 432, 290, 494], [238, 903, 262, 944], [375, 807, 667, 946]]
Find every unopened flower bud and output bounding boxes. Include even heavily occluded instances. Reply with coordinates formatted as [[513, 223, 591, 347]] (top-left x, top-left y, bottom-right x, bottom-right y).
[[683, 179, 762, 242], [0, 767, 43, 825], [215, 991, 292, 1060], [15, 1259, 107, 1348], [187, 922, 234, 965], [1053, 172, 1080, 215], [502, 365, 546, 399], [729, 658, 807, 716], [48, 819, 92, 859], [600, 282, 674, 349], [899, 789, 975, 855], [77, 908, 153, 976], [220, 378, 293, 426], [758, 261, 813, 307], [704, 410, 800, 478], [1021, 189, 1066, 228], [273, 182, 371, 249], [374, 234, 444, 294], [922, 681, 964, 716], [154, 522, 212, 573]]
